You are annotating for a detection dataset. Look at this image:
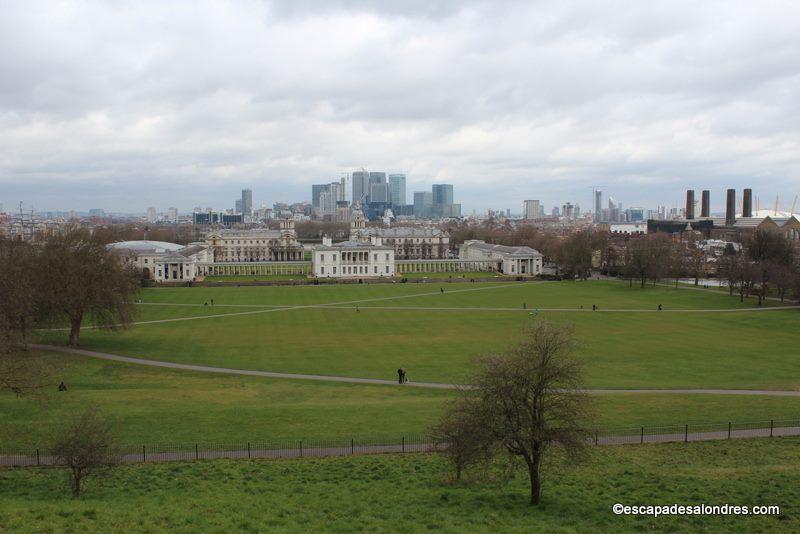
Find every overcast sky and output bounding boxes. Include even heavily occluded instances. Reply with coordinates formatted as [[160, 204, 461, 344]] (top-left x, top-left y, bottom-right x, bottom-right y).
[[1, 0, 799, 214]]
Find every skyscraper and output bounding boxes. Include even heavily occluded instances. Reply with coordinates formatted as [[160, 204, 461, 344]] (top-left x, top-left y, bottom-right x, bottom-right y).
[[413, 191, 433, 219], [388, 174, 406, 205], [352, 170, 370, 205], [432, 184, 453, 205], [431, 184, 457, 218], [523, 200, 541, 220], [312, 184, 328, 208], [146, 207, 157, 223], [241, 189, 253, 217], [594, 189, 602, 222], [369, 182, 389, 203]]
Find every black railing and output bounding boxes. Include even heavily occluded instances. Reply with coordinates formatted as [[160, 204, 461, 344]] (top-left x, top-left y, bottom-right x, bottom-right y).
[[2, 418, 798, 468]]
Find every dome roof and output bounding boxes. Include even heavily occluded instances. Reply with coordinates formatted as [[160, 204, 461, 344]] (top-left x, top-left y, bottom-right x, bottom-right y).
[[107, 240, 184, 253]]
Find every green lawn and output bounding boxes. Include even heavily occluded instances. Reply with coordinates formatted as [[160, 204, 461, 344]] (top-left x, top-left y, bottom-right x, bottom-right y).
[[401, 271, 506, 279], [2, 353, 800, 449], [203, 274, 309, 282], [34, 281, 800, 389], [14, 280, 799, 450], [1, 438, 798, 532]]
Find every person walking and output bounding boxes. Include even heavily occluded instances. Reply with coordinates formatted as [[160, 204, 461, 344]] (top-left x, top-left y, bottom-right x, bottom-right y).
[[397, 368, 404, 384], [658, 303, 662, 311], [592, 304, 597, 311], [440, 287, 444, 294]]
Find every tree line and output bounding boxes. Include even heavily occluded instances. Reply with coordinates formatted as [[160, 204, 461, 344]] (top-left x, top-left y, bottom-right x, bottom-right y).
[[0, 227, 139, 396]]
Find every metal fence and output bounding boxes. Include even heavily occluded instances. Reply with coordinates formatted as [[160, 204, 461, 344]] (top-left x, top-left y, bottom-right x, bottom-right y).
[[2, 418, 799, 468]]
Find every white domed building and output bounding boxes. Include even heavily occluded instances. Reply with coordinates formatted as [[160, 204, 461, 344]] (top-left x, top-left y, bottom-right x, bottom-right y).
[[107, 240, 212, 282]]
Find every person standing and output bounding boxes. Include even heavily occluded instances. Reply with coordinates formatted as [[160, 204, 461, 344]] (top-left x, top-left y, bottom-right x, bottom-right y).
[[397, 368, 404, 384]]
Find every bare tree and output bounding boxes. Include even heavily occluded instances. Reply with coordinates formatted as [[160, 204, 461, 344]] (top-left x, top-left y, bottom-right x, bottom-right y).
[[37, 227, 139, 346], [51, 406, 120, 497], [470, 321, 593, 505], [0, 239, 50, 395], [430, 393, 497, 481]]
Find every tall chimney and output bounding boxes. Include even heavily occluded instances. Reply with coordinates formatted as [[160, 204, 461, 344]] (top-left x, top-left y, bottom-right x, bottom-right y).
[[743, 188, 753, 218], [701, 190, 710, 218], [685, 190, 695, 220], [726, 189, 736, 226]]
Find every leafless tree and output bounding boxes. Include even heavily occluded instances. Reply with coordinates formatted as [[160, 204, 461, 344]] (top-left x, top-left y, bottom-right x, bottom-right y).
[[37, 227, 140, 346], [50, 406, 120, 497], [469, 321, 594, 505], [430, 392, 497, 481], [0, 239, 50, 395]]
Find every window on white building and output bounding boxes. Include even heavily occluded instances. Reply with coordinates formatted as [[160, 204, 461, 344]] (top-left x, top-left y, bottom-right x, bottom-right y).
[[333, 267, 336, 274], [374, 266, 377, 274], [320, 254, 324, 262], [321, 266, 325, 274], [385, 266, 389, 273], [385, 253, 389, 261]]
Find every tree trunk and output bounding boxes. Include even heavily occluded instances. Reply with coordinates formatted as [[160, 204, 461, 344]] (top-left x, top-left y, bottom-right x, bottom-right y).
[[528, 461, 541, 505], [69, 315, 83, 347], [72, 469, 82, 497], [456, 464, 462, 481]]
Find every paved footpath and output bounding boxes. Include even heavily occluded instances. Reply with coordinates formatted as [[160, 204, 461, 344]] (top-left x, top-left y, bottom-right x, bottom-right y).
[[29, 344, 800, 397]]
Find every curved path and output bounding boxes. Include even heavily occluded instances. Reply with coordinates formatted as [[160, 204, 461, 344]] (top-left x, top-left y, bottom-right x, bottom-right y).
[[30, 344, 800, 397]]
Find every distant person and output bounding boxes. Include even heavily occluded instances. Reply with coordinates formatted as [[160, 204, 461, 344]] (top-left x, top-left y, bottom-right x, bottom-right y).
[[397, 368, 405, 384], [204, 302, 208, 306], [658, 304, 662, 311], [440, 287, 444, 294], [58, 381, 67, 392], [210, 299, 214, 306], [592, 304, 597, 311], [523, 303, 527, 309]]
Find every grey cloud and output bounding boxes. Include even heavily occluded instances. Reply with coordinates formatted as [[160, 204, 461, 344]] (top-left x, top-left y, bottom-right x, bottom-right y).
[[1, 0, 799, 213]]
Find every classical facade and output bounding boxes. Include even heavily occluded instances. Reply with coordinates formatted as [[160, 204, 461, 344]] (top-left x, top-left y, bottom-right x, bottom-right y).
[[108, 240, 212, 282], [349, 204, 449, 259], [459, 240, 543, 275], [206, 219, 304, 262], [312, 236, 395, 278]]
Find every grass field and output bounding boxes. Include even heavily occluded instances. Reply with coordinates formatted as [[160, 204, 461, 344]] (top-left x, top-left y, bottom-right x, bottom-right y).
[[33, 280, 799, 389], [202, 274, 309, 282], [7, 279, 798, 448], [1, 438, 798, 532], [4, 352, 800, 448]]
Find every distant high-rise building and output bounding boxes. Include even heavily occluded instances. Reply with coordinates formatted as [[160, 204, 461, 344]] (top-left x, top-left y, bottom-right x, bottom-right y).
[[594, 190, 603, 222], [167, 207, 178, 222], [312, 184, 328, 209], [146, 207, 157, 223], [352, 170, 370, 204], [388, 174, 406, 205], [562, 202, 575, 221], [369, 182, 389, 203], [235, 199, 243, 214], [523, 200, 541, 220], [627, 207, 645, 222], [413, 191, 433, 219], [368, 172, 386, 185], [432, 184, 454, 205], [241, 189, 253, 217]]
